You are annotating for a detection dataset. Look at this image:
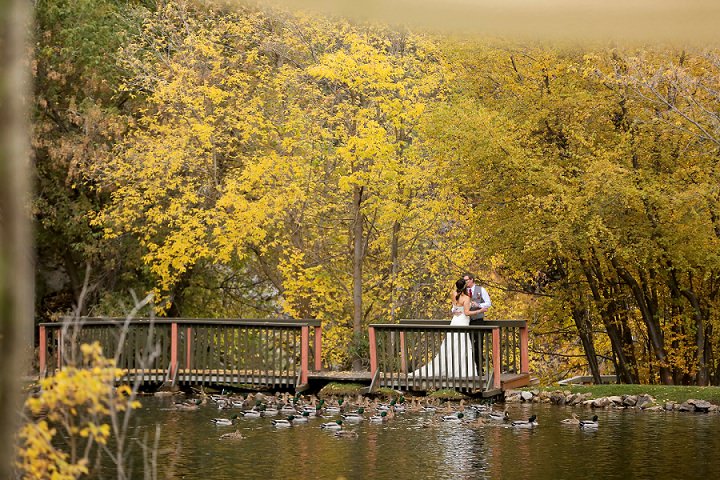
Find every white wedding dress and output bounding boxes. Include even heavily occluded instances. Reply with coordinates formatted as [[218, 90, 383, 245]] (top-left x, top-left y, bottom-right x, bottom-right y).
[[411, 305, 477, 378]]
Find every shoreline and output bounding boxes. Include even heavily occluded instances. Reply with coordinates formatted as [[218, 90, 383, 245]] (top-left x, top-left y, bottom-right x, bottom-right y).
[[505, 388, 720, 413]]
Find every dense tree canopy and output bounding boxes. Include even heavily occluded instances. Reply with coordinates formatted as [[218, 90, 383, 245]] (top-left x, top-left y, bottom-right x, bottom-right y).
[[33, 0, 720, 381]]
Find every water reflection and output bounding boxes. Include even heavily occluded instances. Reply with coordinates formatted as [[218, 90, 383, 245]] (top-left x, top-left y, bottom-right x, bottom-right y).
[[113, 398, 720, 480]]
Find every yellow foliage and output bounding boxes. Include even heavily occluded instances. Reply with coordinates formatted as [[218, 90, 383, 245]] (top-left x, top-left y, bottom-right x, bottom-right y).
[[16, 342, 141, 478]]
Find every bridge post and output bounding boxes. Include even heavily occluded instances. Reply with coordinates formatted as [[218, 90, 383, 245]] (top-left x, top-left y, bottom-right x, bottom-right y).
[[399, 332, 406, 373], [368, 326, 377, 376], [300, 325, 309, 385], [170, 322, 178, 381], [492, 327, 501, 389], [38, 325, 46, 378], [314, 325, 322, 371], [186, 327, 192, 371], [520, 324, 529, 374]]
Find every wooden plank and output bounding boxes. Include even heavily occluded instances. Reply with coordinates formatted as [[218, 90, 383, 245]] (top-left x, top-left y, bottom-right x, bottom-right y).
[[501, 373, 531, 390]]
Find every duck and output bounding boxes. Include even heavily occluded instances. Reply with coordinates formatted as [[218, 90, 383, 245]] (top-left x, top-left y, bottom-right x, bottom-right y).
[[320, 420, 343, 431], [272, 416, 294, 427], [579, 415, 599, 429], [211, 414, 239, 426], [561, 413, 580, 425], [441, 412, 465, 423], [334, 430, 359, 438], [262, 406, 279, 417], [511, 415, 538, 428], [469, 416, 486, 427], [219, 429, 245, 440], [324, 398, 344, 415], [280, 403, 298, 415], [488, 410, 510, 422], [369, 411, 389, 423], [240, 409, 262, 418], [291, 411, 311, 424], [173, 399, 202, 411], [469, 403, 492, 414], [342, 407, 365, 423]]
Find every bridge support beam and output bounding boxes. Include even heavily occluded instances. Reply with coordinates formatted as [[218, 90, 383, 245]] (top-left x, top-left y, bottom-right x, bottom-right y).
[[520, 324, 529, 374], [38, 325, 46, 378], [301, 325, 309, 385], [492, 328, 501, 390], [314, 325, 322, 371], [170, 322, 178, 381]]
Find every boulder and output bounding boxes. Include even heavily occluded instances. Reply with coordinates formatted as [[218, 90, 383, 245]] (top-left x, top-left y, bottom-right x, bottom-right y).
[[664, 402, 676, 411], [608, 395, 623, 405], [677, 402, 695, 412], [505, 393, 522, 403], [687, 399, 712, 412], [550, 392, 566, 405], [622, 395, 637, 407], [592, 397, 611, 408], [521, 391, 534, 402], [636, 394, 655, 409]]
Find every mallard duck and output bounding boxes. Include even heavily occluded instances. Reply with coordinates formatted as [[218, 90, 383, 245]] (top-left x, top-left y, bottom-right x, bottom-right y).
[[272, 416, 294, 427], [292, 411, 310, 424], [393, 397, 406, 413], [442, 412, 465, 422], [320, 420, 343, 430], [211, 414, 239, 426], [173, 399, 202, 411], [342, 408, 365, 423], [579, 415, 599, 429], [262, 406, 279, 417], [469, 403, 492, 414], [334, 430, 359, 438], [511, 415, 538, 428], [469, 416, 486, 427], [488, 410, 510, 422], [280, 404, 297, 415], [219, 429, 245, 440], [561, 413, 580, 425], [369, 411, 389, 423], [241, 409, 262, 418]]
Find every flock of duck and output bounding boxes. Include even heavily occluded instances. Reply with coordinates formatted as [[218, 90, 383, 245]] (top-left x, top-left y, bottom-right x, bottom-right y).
[[170, 392, 600, 440]]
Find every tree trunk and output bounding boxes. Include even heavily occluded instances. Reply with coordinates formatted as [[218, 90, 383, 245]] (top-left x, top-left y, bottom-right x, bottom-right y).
[[351, 185, 364, 370], [580, 255, 639, 383], [0, 0, 32, 476], [389, 220, 400, 323], [570, 299, 602, 384], [612, 259, 673, 384]]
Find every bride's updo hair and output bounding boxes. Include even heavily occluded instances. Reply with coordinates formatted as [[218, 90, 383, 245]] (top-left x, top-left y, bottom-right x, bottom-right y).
[[455, 278, 467, 301]]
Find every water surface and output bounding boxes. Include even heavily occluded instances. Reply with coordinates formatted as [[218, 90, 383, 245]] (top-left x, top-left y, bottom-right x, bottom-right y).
[[119, 397, 720, 479]]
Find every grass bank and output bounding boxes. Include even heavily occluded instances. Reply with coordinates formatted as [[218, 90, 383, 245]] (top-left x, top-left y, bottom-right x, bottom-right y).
[[530, 384, 720, 405]]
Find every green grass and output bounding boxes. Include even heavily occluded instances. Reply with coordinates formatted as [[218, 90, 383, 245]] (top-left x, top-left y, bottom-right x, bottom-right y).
[[318, 382, 367, 397], [428, 388, 469, 400], [531, 384, 720, 404]]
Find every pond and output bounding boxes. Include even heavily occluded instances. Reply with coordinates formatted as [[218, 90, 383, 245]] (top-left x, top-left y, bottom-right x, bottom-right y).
[[115, 396, 720, 479]]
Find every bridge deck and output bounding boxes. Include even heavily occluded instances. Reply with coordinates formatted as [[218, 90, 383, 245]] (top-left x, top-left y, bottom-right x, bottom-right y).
[[119, 369, 530, 394]]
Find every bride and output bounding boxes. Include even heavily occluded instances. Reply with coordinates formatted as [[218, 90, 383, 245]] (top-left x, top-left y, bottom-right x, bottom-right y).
[[411, 278, 477, 378]]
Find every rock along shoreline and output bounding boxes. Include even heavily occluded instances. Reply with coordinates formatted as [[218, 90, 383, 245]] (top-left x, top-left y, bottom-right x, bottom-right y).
[[504, 389, 718, 413]]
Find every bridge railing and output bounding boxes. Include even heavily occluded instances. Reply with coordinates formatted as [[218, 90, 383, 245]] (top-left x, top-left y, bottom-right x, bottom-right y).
[[367, 320, 528, 393], [38, 318, 322, 388]]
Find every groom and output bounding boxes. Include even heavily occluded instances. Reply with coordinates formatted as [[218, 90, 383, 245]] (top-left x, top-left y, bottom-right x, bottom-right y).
[[464, 273, 491, 375]]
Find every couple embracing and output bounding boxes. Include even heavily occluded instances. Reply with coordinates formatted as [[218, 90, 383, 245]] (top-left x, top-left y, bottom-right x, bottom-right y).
[[451, 274, 492, 373], [412, 273, 491, 378]]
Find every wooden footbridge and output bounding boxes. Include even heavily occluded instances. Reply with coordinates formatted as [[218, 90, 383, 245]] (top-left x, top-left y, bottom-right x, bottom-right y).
[[38, 317, 530, 396]]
